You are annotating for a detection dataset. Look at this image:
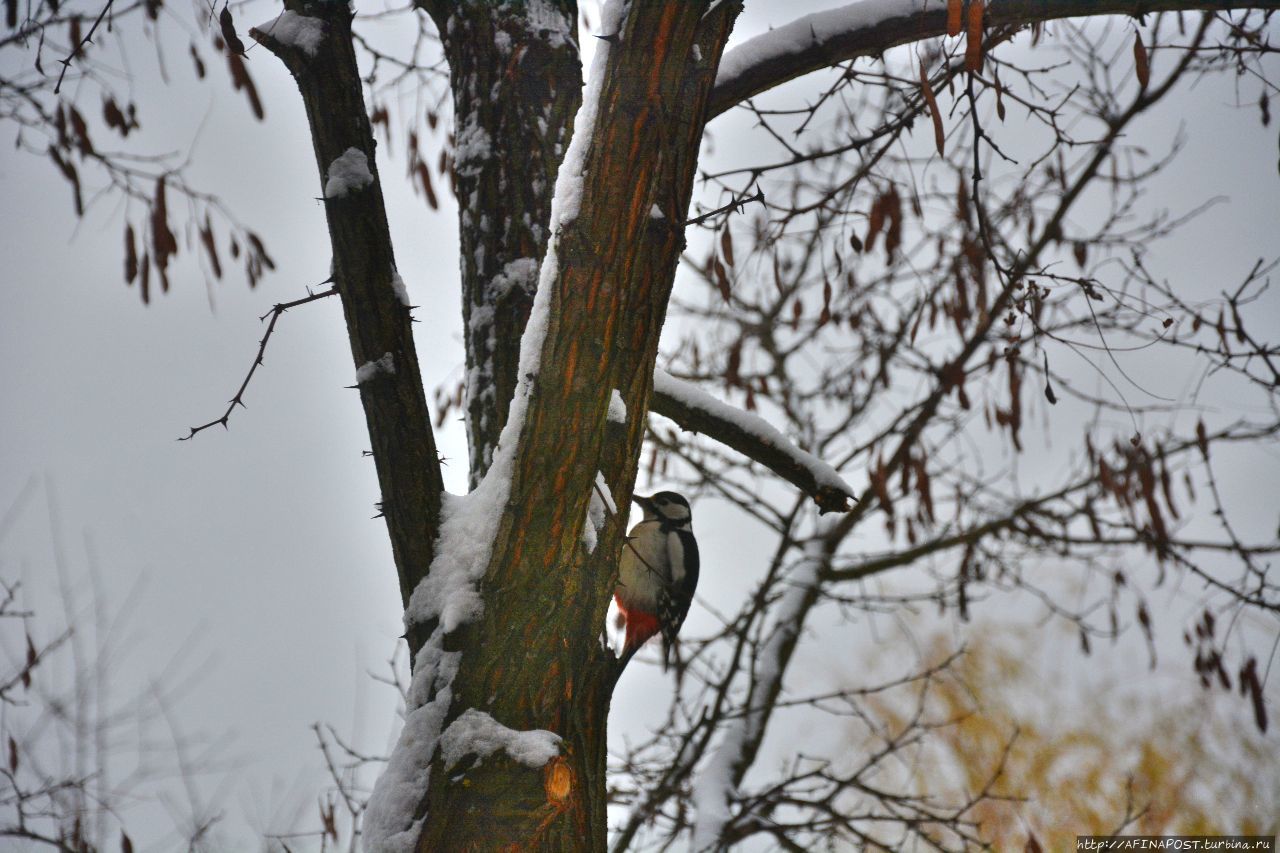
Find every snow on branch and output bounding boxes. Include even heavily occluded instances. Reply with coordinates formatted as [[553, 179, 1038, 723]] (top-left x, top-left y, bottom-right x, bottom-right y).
[[651, 370, 856, 513], [711, 0, 928, 115], [691, 533, 827, 849], [709, 0, 1280, 118]]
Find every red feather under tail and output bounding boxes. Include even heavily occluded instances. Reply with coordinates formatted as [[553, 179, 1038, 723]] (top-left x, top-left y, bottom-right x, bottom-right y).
[[615, 595, 661, 654]]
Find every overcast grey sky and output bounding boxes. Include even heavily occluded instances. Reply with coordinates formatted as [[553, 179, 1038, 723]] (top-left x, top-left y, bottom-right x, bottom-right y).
[[2, 2, 1278, 849]]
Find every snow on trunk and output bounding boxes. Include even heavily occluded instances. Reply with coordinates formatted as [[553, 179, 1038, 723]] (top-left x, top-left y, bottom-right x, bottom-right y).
[[439, 709, 562, 771], [355, 352, 396, 383], [324, 147, 374, 198], [607, 388, 627, 423], [363, 3, 627, 849]]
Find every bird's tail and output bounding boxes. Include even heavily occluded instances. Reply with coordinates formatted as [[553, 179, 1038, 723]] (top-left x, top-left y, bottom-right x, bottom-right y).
[[663, 635, 687, 690]]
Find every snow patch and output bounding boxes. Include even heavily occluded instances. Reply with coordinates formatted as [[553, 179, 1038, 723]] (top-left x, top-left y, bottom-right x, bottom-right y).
[[454, 116, 492, 179], [254, 10, 326, 57], [608, 389, 627, 423], [649, 203, 665, 220], [324, 147, 374, 198], [490, 258, 539, 301], [525, 0, 575, 49], [581, 471, 617, 553], [356, 353, 395, 384], [390, 270, 411, 306], [439, 709, 561, 772]]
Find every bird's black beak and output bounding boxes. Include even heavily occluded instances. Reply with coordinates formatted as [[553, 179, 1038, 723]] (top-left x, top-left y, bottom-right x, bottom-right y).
[[632, 494, 654, 512]]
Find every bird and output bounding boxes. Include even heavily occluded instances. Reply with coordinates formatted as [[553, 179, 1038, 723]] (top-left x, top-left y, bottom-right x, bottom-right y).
[[614, 490, 699, 669]]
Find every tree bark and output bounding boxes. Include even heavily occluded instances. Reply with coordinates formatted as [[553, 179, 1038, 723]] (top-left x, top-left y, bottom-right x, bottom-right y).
[[423, 0, 584, 486], [410, 4, 740, 849]]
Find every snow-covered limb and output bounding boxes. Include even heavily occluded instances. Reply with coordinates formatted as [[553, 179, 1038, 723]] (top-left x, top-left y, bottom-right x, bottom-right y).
[[711, 0, 927, 116], [251, 0, 445, 620], [708, 0, 1280, 118], [691, 531, 828, 850], [651, 370, 856, 513]]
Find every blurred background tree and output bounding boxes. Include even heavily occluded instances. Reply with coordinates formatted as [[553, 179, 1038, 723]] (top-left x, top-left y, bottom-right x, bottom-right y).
[[864, 627, 1279, 850]]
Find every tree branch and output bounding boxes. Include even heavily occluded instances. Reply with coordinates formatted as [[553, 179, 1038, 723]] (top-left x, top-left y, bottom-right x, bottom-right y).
[[250, 3, 444, 615], [708, 0, 1280, 118], [179, 284, 336, 441], [650, 370, 855, 513]]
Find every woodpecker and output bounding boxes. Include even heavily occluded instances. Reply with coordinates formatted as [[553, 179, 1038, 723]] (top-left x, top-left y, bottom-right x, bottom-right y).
[[614, 491, 699, 668]]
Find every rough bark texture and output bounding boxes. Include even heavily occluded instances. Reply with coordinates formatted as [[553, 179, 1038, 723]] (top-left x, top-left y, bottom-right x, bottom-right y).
[[411, 5, 739, 850], [424, 0, 584, 487]]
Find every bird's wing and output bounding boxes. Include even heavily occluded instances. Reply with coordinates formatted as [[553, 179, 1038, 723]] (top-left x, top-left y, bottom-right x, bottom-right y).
[[659, 529, 700, 669]]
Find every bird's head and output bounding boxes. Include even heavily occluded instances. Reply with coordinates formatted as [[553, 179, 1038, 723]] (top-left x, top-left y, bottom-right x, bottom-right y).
[[633, 491, 692, 526]]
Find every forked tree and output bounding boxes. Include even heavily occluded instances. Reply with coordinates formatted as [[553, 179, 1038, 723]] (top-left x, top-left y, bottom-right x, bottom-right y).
[[6, 0, 1279, 850]]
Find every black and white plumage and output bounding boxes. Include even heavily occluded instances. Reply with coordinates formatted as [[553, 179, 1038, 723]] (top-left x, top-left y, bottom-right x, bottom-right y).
[[614, 491, 699, 669]]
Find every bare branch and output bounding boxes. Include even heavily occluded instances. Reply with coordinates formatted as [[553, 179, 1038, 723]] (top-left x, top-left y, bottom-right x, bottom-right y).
[[179, 284, 337, 441]]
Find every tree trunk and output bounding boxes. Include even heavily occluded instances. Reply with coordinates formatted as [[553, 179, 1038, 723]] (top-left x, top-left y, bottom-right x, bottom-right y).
[[423, 0, 583, 486], [412, 5, 740, 849], [259, 1, 739, 849]]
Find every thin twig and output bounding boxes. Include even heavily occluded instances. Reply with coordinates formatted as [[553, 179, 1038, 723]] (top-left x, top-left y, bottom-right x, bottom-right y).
[[687, 185, 765, 227], [179, 283, 337, 441], [53, 0, 117, 94]]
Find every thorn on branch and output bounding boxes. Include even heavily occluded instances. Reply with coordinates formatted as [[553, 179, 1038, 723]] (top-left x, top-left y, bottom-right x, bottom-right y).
[[179, 284, 337, 441], [686, 185, 765, 228], [53, 0, 116, 94]]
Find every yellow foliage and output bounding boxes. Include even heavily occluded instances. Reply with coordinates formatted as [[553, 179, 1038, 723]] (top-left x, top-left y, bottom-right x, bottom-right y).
[[862, 628, 1280, 851]]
